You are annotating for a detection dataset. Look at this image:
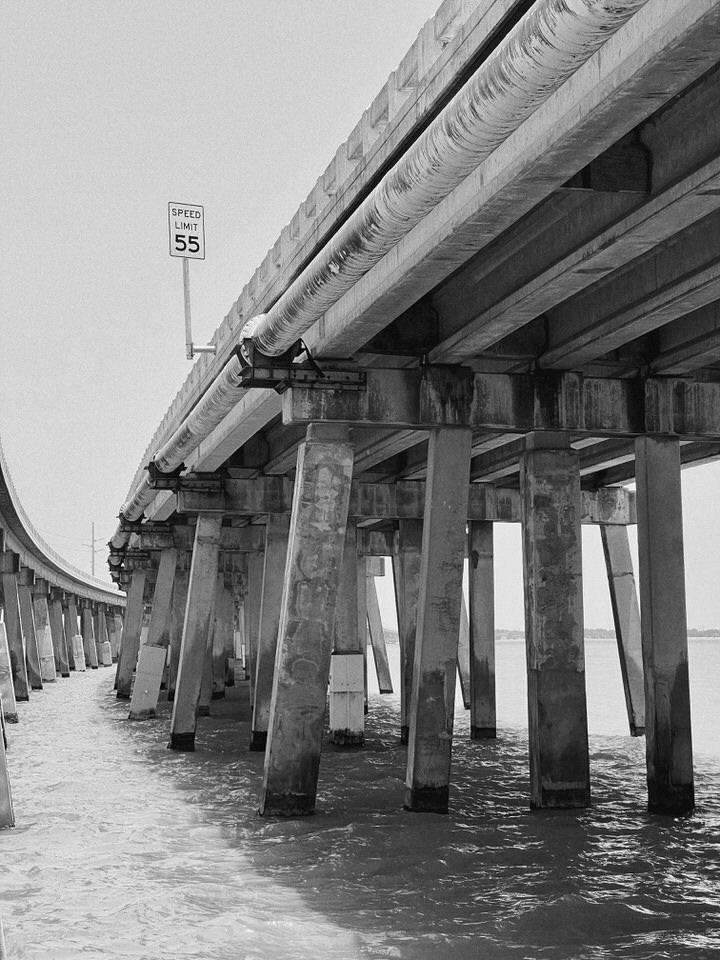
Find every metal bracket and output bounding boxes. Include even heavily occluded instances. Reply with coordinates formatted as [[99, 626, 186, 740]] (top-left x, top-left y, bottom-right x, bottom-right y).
[[235, 341, 366, 394]]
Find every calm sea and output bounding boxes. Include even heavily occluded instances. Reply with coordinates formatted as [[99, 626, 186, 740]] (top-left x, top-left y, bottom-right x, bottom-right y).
[[1, 637, 719, 959]]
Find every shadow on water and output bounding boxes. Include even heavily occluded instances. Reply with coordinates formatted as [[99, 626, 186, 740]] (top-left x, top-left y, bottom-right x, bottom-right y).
[[96, 675, 720, 960]]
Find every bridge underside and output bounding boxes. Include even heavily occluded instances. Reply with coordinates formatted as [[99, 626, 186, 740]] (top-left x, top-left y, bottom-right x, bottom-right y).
[[112, 0, 720, 818]]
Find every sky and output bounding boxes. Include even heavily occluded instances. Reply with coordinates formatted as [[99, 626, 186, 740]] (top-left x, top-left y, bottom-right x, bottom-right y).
[[2, 1, 720, 631]]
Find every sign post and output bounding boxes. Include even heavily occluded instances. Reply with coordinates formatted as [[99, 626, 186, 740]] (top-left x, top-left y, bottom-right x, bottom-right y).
[[168, 202, 215, 359]]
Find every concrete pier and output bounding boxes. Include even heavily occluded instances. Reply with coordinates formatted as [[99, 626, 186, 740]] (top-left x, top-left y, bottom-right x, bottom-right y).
[[396, 520, 422, 745], [211, 574, 234, 699], [169, 514, 222, 750], [129, 548, 177, 720], [31, 593, 57, 682], [18, 581, 42, 690], [0, 623, 18, 723], [50, 590, 70, 677], [601, 524, 644, 737], [260, 423, 354, 816], [251, 513, 290, 751], [115, 569, 147, 699], [405, 427, 472, 814], [366, 569, 392, 694], [1, 570, 29, 701], [329, 522, 364, 746], [635, 437, 694, 815], [166, 568, 189, 702], [80, 600, 99, 670], [520, 435, 590, 810], [63, 598, 80, 671], [468, 521, 496, 740], [0, 709, 14, 828]]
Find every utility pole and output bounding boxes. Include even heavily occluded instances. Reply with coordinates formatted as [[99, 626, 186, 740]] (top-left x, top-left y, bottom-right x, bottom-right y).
[[84, 522, 103, 577]]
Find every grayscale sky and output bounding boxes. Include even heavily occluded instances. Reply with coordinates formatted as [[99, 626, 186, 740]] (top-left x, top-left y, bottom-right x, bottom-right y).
[[2, 1, 719, 630]]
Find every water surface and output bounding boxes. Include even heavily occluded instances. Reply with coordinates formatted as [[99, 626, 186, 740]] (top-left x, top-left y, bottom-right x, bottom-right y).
[[2, 638, 720, 959]]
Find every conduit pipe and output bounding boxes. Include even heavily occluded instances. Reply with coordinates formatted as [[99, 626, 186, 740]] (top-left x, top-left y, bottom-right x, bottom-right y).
[[249, 0, 651, 357], [113, 0, 649, 543]]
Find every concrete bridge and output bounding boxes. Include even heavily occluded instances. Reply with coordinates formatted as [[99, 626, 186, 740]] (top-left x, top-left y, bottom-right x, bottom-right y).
[[103, 0, 720, 818], [0, 441, 125, 826]]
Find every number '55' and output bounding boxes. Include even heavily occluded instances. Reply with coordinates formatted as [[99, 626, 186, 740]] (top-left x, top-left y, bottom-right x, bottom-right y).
[[175, 234, 200, 253]]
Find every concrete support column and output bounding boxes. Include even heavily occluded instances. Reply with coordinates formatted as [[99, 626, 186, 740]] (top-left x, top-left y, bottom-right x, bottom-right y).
[[0, 712, 14, 827], [115, 569, 147, 698], [80, 600, 99, 669], [129, 548, 177, 720], [169, 514, 222, 750], [260, 423, 354, 816], [107, 612, 122, 662], [50, 590, 70, 677], [397, 519, 423, 744], [456, 599, 471, 709], [600, 524, 645, 737], [31, 592, 57, 682], [405, 427, 472, 814], [366, 569, 392, 694], [1, 571, 30, 700], [166, 568, 189, 701], [635, 436, 694, 815], [520, 435, 590, 810], [329, 521, 364, 746], [251, 514, 291, 751], [63, 598, 80, 671], [211, 574, 234, 700], [18, 579, 42, 690], [245, 553, 263, 704], [0, 623, 19, 722], [94, 603, 112, 666], [468, 521, 496, 739]]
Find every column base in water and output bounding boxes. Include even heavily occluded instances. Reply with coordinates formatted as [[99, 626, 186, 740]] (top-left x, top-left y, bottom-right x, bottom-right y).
[[168, 731, 195, 752], [249, 731, 267, 752], [404, 784, 449, 814], [328, 653, 364, 747]]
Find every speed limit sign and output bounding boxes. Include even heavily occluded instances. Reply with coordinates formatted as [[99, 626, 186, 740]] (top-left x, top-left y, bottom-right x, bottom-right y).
[[168, 202, 205, 259]]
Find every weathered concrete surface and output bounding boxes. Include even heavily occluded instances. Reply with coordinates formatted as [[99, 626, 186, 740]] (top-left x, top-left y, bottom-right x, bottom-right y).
[[81, 603, 99, 670], [601, 524, 645, 737], [396, 519, 422, 745], [520, 437, 590, 810], [211, 575, 234, 699], [169, 514, 222, 750], [366, 572, 392, 695], [32, 596, 57, 683], [0, 623, 18, 723], [166, 569, 189, 702], [64, 599, 80, 671], [0, 713, 14, 828], [260, 424, 354, 816], [115, 569, 147, 699], [635, 436, 694, 815], [128, 549, 177, 720], [468, 521, 496, 740], [2, 575, 29, 701], [50, 593, 70, 677], [329, 522, 364, 746], [405, 427, 472, 814], [251, 513, 290, 751], [18, 584, 42, 690]]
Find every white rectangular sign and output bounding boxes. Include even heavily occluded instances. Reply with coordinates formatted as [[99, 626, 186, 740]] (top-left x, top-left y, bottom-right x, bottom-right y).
[[168, 202, 205, 259]]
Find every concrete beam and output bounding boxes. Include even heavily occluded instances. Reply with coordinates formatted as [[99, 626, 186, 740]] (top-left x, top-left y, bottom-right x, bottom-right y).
[[177, 476, 634, 524], [131, 525, 266, 553], [283, 369, 720, 441]]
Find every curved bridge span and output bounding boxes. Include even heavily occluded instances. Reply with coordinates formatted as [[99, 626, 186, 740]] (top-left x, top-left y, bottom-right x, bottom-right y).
[[0, 441, 124, 825], [108, 0, 720, 819]]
